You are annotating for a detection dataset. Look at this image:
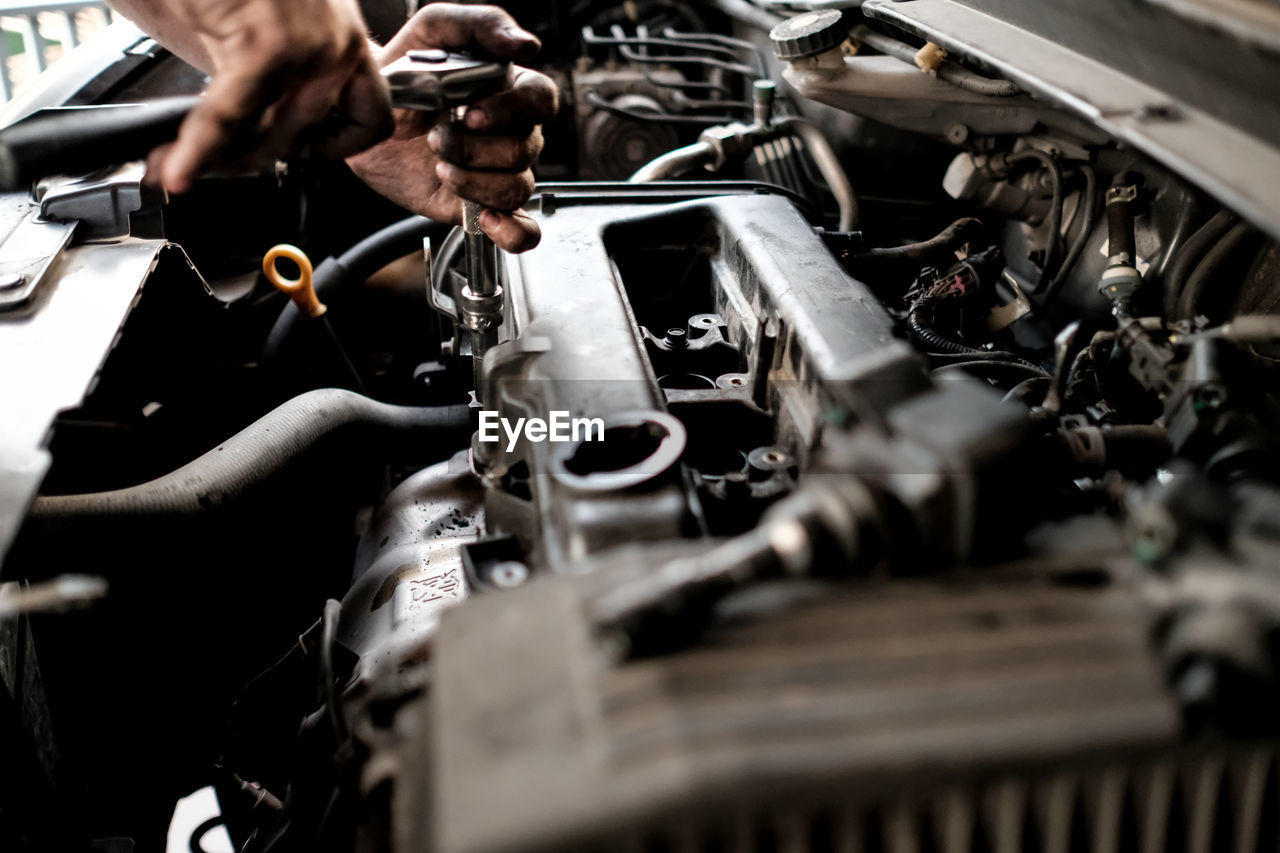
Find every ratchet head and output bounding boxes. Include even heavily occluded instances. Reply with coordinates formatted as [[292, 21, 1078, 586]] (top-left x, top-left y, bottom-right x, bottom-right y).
[[383, 50, 510, 112]]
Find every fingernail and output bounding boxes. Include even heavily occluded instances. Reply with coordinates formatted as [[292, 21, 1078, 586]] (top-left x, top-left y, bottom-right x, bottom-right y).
[[435, 161, 451, 182], [465, 108, 488, 131], [426, 129, 441, 153], [480, 209, 500, 230]]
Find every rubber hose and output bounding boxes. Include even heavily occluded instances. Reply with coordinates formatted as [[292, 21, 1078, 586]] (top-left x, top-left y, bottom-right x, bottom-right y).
[[32, 390, 471, 517], [264, 217, 445, 359], [1162, 209, 1240, 320], [856, 217, 982, 261], [1177, 220, 1255, 321]]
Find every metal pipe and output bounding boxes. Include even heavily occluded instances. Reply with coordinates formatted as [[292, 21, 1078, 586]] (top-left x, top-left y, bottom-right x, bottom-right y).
[[629, 140, 718, 182], [773, 116, 858, 230], [852, 26, 1022, 97]]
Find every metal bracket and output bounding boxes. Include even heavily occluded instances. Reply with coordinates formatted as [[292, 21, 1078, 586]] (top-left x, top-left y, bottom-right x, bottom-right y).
[[0, 211, 77, 310], [36, 162, 146, 241]]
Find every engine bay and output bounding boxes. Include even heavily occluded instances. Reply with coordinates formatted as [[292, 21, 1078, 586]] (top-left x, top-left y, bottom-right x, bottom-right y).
[[3, 1, 1280, 850]]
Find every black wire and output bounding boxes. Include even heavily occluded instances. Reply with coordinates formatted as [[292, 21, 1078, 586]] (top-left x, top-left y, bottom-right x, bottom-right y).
[[1038, 163, 1097, 310], [1005, 149, 1064, 289]]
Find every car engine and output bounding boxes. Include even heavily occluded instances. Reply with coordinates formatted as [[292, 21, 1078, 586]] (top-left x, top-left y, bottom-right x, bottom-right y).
[[3, 1, 1280, 851]]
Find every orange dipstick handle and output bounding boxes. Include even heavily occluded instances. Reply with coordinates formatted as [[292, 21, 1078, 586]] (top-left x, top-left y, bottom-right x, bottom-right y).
[[263, 244, 326, 318]]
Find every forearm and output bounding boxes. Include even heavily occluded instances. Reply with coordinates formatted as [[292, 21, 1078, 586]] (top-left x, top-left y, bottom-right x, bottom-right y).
[[108, 0, 213, 72]]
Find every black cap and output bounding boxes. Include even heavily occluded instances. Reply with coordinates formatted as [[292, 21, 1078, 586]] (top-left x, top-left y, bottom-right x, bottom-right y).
[[769, 10, 846, 60]]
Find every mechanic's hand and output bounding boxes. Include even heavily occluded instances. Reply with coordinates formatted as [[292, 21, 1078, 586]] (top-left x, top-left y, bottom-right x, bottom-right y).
[[346, 4, 558, 253], [150, 0, 392, 194]]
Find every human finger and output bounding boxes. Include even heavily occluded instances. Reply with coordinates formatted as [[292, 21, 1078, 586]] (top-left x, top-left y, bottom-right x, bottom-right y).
[[434, 161, 535, 211], [379, 3, 540, 63], [458, 67, 557, 133], [480, 207, 541, 253], [428, 125, 543, 171]]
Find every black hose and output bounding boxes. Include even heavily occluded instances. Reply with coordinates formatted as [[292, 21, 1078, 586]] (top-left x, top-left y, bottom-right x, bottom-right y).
[[264, 217, 446, 359], [32, 390, 470, 517], [1004, 149, 1064, 289], [0, 96, 200, 190], [1176, 220, 1255, 321], [1039, 164, 1097, 310], [856, 217, 983, 261], [1162, 209, 1237, 319]]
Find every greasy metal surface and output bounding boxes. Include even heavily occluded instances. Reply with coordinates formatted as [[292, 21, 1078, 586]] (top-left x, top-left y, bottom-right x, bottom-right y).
[[419, 576, 1181, 853], [340, 451, 482, 685], [0, 196, 163, 565], [862, 0, 1280, 242], [482, 195, 688, 570], [483, 190, 921, 571]]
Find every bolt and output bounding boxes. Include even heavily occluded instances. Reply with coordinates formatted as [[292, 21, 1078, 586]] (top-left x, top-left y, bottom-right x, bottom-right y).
[[664, 327, 688, 350], [489, 561, 529, 590], [944, 121, 969, 145]]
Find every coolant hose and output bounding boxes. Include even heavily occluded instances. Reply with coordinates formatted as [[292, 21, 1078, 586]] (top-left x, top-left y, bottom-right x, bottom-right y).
[[1163, 209, 1239, 320], [264, 217, 446, 359], [1176, 219, 1255, 321], [32, 389, 470, 517]]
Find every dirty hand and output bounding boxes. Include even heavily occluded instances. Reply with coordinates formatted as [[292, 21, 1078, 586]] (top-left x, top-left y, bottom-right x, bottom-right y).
[[345, 4, 558, 253], [145, 0, 392, 194]]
